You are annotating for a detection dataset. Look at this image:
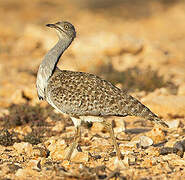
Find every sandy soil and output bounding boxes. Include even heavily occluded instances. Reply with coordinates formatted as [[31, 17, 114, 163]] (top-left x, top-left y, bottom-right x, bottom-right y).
[[0, 0, 185, 179]]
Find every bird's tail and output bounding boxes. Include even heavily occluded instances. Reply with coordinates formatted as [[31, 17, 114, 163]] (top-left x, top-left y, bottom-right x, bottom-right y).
[[128, 96, 168, 128], [148, 115, 168, 128]]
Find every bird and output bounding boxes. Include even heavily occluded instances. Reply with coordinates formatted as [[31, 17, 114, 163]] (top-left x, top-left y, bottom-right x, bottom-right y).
[[36, 21, 168, 160]]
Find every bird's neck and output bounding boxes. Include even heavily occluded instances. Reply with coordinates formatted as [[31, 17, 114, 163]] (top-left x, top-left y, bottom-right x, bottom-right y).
[[41, 38, 72, 78], [36, 37, 73, 99]]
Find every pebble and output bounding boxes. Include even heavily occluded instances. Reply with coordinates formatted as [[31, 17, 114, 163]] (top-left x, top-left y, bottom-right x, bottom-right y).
[[61, 160, 70, 169], [139, 136, 153, 148], [159, 147, 173, 156], [166, 119, 180, 129], [107, 157, 126, 170], [141, 158, 154, 168], [145, 146, 160, 156], [14, 125, 32, 136], [146, 127, 165, 144], [33, 145, 49, 158], [27, 159, 42, 171], [114, 118, 126, 134], [46, 138, 67, 160], [13, 142, 33, 157], [91, 122, 104, 134], [52, 121, 65, 132], [71, 151, 89, 162], [173, 140, 185, 158], [15, 168, 40, 178]]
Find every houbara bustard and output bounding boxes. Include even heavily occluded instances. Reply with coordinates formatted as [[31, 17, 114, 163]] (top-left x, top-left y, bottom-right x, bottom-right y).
[[36, 21, 168, 160]]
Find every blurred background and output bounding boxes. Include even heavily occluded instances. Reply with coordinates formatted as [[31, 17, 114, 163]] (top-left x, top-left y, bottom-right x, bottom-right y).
[[0, 0, 185, 107], [0, 1, 185, 178]]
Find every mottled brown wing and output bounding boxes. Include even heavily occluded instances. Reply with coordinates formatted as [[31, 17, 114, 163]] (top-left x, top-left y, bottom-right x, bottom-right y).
[[46, 69, 130, 116]]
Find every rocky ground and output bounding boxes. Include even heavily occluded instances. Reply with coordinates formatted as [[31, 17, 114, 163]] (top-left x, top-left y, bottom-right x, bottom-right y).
[[0, 0, 185, 179]]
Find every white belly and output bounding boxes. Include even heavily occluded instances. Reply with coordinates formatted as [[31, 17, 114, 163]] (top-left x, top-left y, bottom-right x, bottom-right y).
[[80, 116, 103, 123]]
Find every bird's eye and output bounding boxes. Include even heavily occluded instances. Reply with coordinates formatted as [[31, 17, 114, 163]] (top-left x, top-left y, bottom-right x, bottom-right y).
[[64, 25, 69, 30]]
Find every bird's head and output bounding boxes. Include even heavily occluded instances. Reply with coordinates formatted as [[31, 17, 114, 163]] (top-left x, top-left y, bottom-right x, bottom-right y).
[[46, 21, 76, 40]]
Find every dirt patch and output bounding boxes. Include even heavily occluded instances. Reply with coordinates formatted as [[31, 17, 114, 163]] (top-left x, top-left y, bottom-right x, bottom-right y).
[[0, 0, 185, 179]]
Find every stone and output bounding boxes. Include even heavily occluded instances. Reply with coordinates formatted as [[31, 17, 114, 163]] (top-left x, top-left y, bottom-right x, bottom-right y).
[[107, 157, 127, 170], [120, 141, 139, 155], [14, 125, 32, 136], [33, 145, 49, 158], [60, 160, 71, 169], [146, 127, 165, 144], [139, 136, 153, 148], [114, 118, 126, 134], [51, 121, 65, 132], [71, 151, 89, 163], [166, 119, 180, 129], [45, 137, 67, 161], [15, 168, 40, 178], [27, 159, 42, 171], [117, 132, 128, 141], [145, 146, 160, 156], [13, 142, 33, 157], [141, 158, 154, 168], [90, 122, 104, 134]]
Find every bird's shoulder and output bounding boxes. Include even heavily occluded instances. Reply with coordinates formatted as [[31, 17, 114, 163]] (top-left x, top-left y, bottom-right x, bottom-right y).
[[47, 68, 122, 93], [46, 68, 130, 116]]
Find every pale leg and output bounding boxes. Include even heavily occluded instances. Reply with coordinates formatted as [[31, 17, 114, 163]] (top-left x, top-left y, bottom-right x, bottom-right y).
[[65, 117, 82, 160], [65, 126, 81, 160], [102, 120, 122, 160]]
